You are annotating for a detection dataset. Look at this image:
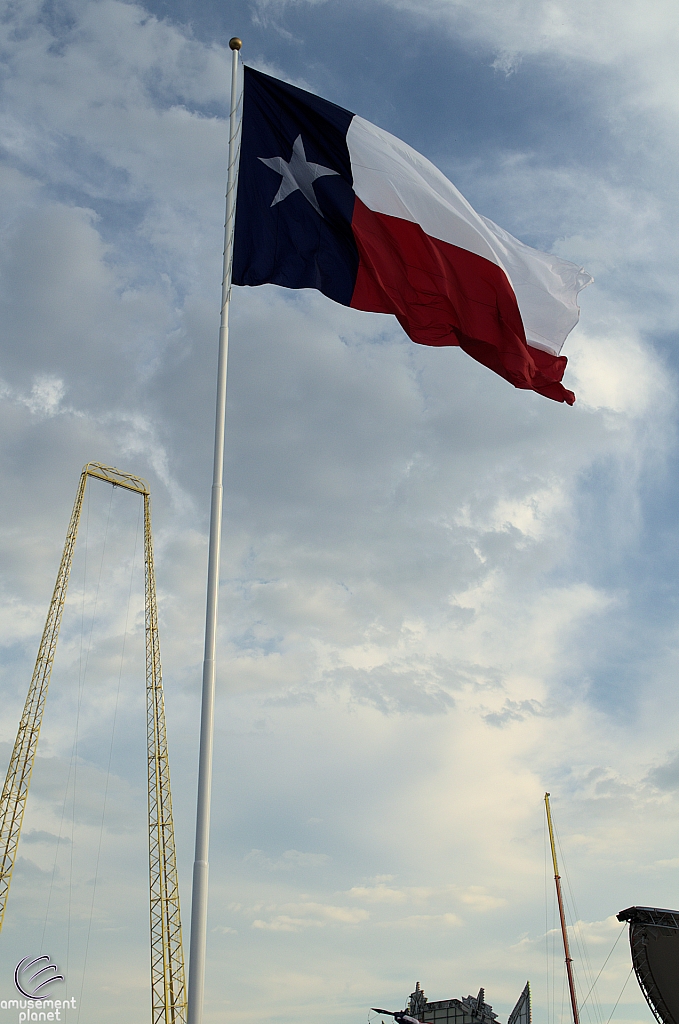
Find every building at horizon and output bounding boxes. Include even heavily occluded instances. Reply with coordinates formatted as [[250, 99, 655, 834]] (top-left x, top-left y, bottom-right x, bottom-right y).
[[405, 980, 531, 1024]]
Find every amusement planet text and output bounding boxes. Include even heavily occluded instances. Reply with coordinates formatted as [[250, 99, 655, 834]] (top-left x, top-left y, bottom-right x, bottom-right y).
[[0, 997, 76, 1022]]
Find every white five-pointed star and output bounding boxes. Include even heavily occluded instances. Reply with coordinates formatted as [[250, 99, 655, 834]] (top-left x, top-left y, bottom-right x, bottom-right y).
[[259, 134, 339, 217]]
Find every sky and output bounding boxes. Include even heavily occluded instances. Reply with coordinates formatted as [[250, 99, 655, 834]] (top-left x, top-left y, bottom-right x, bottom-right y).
[[1, 1, 679, 1023]]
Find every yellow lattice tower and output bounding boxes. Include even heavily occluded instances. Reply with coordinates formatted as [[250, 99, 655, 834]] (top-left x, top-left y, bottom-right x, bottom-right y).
[[0, 462, 187, 1024]]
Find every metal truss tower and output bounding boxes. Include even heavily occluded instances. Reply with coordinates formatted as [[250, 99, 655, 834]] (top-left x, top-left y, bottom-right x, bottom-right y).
[[0, 462, 187, 1024]]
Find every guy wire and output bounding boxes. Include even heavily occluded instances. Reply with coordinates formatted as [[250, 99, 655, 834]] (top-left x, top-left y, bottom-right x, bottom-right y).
[[604, 968, 634, 1024], [66, 483, 114, 995], [554, 815, 603, 1024], [41, 486, 91, 951], [77, 494, 142, 1021], [579, 925, 626, 1013]]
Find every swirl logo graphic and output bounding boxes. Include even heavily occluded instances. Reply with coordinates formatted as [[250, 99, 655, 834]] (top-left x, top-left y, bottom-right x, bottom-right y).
[[14, 956, 64, 999]]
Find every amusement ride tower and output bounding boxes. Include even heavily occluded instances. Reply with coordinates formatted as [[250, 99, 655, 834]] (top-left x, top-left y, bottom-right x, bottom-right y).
[[0, 462, 187, 1024]]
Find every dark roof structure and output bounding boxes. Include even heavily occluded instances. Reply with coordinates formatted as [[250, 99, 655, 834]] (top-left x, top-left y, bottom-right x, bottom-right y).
[[617, 906, 679, 1024]]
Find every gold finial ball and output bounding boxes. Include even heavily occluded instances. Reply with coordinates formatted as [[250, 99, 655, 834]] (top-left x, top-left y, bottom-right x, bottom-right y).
[[229, 37, 242, 51]]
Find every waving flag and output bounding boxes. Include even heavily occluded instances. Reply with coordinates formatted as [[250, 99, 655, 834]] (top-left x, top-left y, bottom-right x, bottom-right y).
[[233, 67, 592, 404]]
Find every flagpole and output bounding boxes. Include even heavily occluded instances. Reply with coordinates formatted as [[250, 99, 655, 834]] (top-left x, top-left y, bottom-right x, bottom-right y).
[[187, 35, 242, 1024]]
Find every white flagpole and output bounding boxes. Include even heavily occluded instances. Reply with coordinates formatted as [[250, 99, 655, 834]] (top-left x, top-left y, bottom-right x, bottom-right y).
[[187, 35, 242, 1024]]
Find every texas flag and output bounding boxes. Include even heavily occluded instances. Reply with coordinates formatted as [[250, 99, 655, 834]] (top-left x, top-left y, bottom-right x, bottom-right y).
[[233, 67, 592, 404]]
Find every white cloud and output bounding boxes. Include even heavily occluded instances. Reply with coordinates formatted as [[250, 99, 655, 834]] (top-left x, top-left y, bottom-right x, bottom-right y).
[[245, 848, 332, 870], [348, 885, 407, 903], [376, 913, 463, 929], [24, 375, 66, 416], [568, 329, 671, 418], [381, 0, 679, 118], [251, 902, 370, 931]]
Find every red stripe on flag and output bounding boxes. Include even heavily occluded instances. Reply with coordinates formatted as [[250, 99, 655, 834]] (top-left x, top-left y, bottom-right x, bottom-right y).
[[349, 197, 574, 404]]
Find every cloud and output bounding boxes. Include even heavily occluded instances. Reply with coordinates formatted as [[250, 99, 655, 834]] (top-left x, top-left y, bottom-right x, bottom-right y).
[[647, 750, 679, 792], [251, 902, 370, 931], [457, 888, 507, 912], [21, 829, 70, 846], [376, 912, 462, 929], [244, 848, 332, 870], [13, 856, 53, 879], [565, 331, 671, 419], [482, 699, 546, 728], [348, 885, 407, 904], [379, 0, 679, 120], [326, 664, 456, 716], [347, 882, 506, 914]]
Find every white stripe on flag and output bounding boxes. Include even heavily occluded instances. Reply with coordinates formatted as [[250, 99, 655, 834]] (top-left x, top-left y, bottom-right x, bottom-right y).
[[347, 115, 504, 270], [346, 115, 592, 355]]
